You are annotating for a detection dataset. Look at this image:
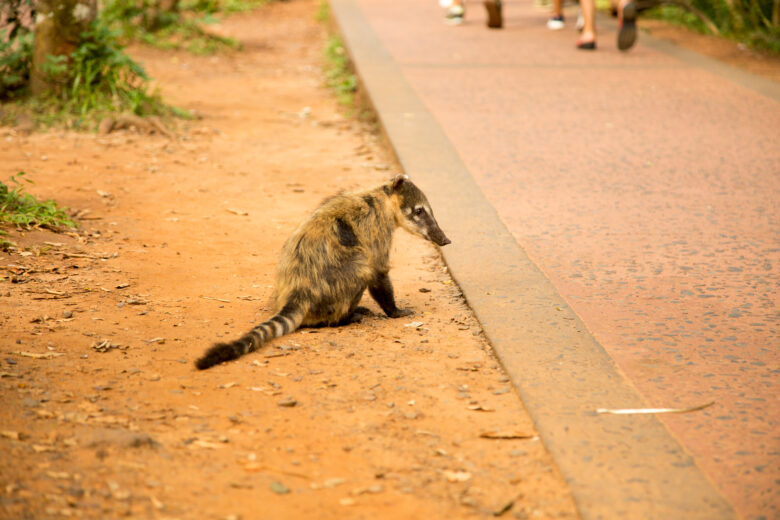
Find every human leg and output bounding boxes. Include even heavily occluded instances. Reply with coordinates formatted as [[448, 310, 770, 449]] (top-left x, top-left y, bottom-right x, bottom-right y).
[[577, 0, 596, 49], [547, 0, 564, 29]]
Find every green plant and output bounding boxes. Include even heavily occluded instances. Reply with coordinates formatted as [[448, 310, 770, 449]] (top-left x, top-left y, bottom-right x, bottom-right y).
[[101, 0, 245, 55], [182, 0, 269, 14], [644, 0, 780, 53], [0, 0, 34, 99], [0, 172, 76, 231], [323, 36, 357, 106], [315, 0, 330, 23]]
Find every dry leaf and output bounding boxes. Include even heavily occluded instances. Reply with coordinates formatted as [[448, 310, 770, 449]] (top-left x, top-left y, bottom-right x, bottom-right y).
[[479, 430, 534, 440], [18, 351, 64, 359], [190, 440, 222, 449], [596, 401, 715, 415], [443, 470, 472, 482]]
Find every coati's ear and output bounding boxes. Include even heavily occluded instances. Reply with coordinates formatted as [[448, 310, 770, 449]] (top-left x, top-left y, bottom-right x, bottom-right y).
[[391, 174, 409, 191]]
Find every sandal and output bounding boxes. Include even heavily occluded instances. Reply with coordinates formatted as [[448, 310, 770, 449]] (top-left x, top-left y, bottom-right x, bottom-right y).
[[617, 1, 637, 51], [576, 39, 596, 50]]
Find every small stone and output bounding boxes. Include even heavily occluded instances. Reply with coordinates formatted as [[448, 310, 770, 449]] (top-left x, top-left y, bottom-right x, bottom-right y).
[[63, 310, 74, 319], [270, 481, 290, 494], [277, 396, 297, 407]]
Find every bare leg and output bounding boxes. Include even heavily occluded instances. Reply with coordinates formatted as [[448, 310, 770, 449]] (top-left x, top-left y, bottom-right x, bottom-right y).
[[579, 0, 596, 45], [553, 0, 562, 17]]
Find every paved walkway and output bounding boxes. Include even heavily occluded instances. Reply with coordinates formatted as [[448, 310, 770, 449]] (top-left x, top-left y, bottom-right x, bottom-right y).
[[331, 1, 779, 518]]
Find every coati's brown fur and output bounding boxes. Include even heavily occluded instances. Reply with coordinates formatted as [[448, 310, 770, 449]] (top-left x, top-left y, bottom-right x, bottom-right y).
[[195, 175, 450, 370]]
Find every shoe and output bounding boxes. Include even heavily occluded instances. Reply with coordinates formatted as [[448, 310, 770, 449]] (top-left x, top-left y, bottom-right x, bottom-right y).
[[547, 14, 564, 30], [445, 4, 465, 25], [617, 1, 637, 50], [576, 39, 596, 50], [484, 0, 503, 28]]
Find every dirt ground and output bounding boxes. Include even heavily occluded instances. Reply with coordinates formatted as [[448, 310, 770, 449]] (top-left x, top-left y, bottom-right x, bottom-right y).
[[640, 18, 780, 83], [0, 1, 580, 518]]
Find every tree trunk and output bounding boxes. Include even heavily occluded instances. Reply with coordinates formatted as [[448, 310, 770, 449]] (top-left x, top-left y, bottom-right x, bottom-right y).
[[30, 0, 97, 96]]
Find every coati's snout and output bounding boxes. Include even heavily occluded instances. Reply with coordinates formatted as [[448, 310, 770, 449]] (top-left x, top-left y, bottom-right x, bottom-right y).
[[390, 175, 451, 247], [431, 228, 451, 247]]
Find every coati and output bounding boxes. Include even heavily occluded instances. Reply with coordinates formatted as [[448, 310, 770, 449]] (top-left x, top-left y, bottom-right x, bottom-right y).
[[195, 174, 450, 370]]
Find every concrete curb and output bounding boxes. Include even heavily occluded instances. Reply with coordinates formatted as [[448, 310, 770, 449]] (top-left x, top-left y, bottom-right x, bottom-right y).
[[329, 1, 737, 518]]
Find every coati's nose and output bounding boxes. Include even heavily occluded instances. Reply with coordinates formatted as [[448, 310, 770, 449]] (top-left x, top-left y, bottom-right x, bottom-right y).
[[436, 235, 451, 247]]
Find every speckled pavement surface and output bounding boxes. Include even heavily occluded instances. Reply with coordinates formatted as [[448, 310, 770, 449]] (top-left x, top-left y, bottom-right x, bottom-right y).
[[330, 0, 779, 518]]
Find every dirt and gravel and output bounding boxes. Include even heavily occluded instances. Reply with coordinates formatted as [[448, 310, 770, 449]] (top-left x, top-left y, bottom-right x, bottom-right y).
[[0, 1, 580, 518]]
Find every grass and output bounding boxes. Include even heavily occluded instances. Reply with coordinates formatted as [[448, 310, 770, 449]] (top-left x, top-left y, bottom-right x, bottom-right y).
[[0, 172, 76, 232], [316, 0, 358, 106], [101, 0, 276, 55], [641, 1, 780, 54], [323, 36, 357, 106], [1, 18, 188, 131]]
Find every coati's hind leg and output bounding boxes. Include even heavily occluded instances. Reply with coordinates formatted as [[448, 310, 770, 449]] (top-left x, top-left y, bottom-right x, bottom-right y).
[[369, 271, 413, 318], [305, 289, 368, 328], [335, 291, 371, 325]]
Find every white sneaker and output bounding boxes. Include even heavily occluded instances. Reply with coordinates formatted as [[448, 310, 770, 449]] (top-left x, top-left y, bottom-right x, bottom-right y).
[[445, 4, 465, 25], [546, 15, 564, 30]]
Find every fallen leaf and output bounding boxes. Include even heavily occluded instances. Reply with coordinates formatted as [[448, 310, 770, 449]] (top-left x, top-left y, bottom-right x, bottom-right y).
[[18, 351, 64, 359], [202, 296, 230, 303], [443, 470, 472, 482], [596, 401, 715, 415], [190, 440, 222, 449], [479, 430, 534, 440], [493, 494, 522, 517]]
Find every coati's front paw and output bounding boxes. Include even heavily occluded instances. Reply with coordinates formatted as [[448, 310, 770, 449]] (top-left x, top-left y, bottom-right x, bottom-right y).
[[389, 308, 414, 318]]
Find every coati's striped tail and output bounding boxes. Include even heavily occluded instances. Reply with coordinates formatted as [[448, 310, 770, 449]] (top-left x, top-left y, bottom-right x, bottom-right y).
[[194, 303, 304, 370]]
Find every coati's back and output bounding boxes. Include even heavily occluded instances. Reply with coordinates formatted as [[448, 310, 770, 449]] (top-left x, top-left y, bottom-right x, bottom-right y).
[[194, 175, 449, 370], [274, 187, 397, 327]]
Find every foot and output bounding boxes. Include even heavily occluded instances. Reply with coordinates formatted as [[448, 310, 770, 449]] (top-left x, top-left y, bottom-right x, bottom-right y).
[[445, 3, 465, 25], [388, 308, 414, 318], [617, 1, 637, 51], [547, 14, 564, 30], [484, 0, 503, 29], [576, 38, 596, 50]]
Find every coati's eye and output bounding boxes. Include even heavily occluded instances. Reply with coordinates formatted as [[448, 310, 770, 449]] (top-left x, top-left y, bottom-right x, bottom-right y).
[[414, 207, 424, 216]]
